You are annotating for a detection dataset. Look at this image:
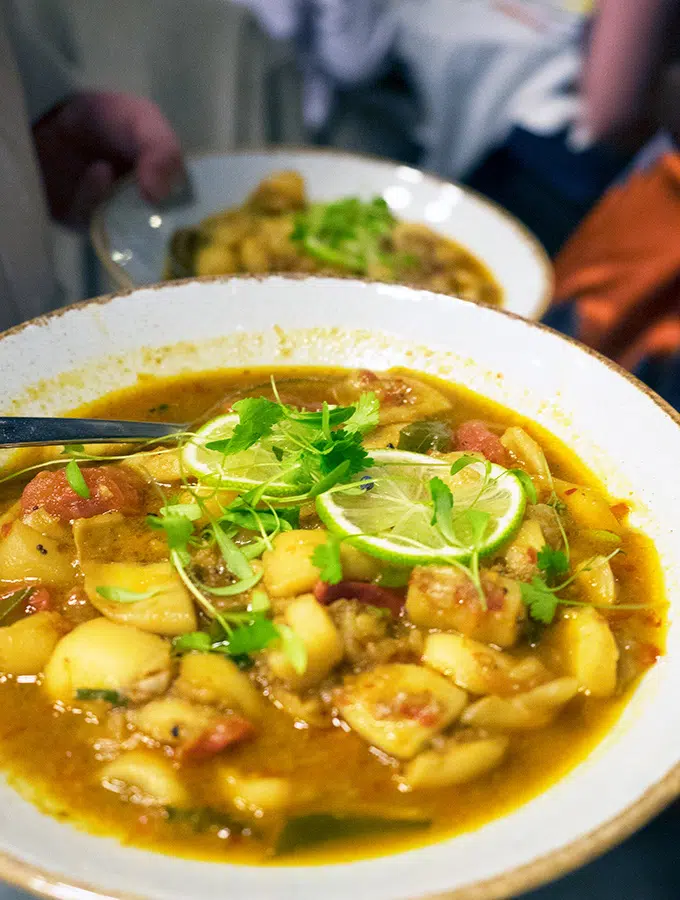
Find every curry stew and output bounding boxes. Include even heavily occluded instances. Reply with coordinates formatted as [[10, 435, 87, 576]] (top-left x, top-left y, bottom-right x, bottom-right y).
[[0, 369, 665, 864], [165, 171, 502, 307]]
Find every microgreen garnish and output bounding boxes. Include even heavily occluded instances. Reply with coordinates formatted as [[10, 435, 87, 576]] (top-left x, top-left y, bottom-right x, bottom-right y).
[[312, 534, 343, 585], [96, 586, 159, 604], [429, 477, 456, 544], [60, 444, 85, 457], [75, 689, 128, 707], [65, 459, 90, 499], [521, 548, 633, 624], [276, 624, 308, 675], [291, 196, 395, 274], [224, 618, 280, 656], [449, 455, 478, 477], [376, 568, 411, 588], [584, 529, 622, 545], [507, 469, 537, 505], [458, 508, 491, 609]]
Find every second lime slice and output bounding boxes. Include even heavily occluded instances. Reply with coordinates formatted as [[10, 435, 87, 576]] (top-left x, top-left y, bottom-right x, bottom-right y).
[[316, 449, 526, 566]]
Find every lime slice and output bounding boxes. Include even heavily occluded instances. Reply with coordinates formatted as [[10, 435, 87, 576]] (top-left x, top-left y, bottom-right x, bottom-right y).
[[181, 414, 300, 496], [316, 449, 526, 566]]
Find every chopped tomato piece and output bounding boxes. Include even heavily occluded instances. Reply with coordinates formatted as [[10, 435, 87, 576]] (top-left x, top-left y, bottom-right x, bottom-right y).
[[24, 587, 52, 614], [180, 716, 255, 761], [455, 420, 510, 466], [21, 466, 144, 522], [314, 581, 405, 616]]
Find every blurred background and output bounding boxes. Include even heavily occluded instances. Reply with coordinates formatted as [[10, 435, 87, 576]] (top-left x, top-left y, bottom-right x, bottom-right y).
[[23, 0, 672, 302]]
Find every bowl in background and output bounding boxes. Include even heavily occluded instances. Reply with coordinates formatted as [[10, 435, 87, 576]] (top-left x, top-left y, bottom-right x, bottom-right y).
[[91, 149, 552, 320]]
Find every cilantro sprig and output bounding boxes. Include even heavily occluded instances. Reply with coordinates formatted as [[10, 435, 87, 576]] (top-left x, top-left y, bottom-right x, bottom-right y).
[[520, 548, 640, 625]]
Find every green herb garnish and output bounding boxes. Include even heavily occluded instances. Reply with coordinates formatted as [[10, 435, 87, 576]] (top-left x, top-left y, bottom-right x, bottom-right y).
[[275, 813, 431, 855], [0, 587, 32, 624], [95, 586, 159, 604], [536, 546, 569, 585], [75, 689, 128, 706], [65, 459, 90, 499], [312, 533, 343, 585]]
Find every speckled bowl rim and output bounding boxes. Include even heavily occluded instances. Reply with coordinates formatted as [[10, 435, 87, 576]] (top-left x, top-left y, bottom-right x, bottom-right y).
[[0, 274, 678, 900], [89, 146, 554, 321]]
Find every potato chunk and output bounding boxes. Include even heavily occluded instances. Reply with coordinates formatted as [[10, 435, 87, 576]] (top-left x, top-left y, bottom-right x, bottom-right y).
[[551, 608, 619, 698], [122, 449, 183, 484], [503, 520, 545, 582], [267, 594, 343, 690], [404, 736, 509, 790], [574, 556, 618, 606], [500, 427, 552, 491], [100, 750, 188, 806], [406, 566, 524, 648], [81, 560, 197, 636], [423, 632, 549, 696], [0, 611, 68, 675], [174, 653, 264, 720], [131, 698, 214, 746], [553, 479, 622, 534], [262, 530, 381, 598], [0, 521, 73, 585], [333, 372, 451, 426], [461, 677, 579, 730], [217, 768, 292, 816], [44, 618, 171, 705], [336, 663, 467, 760]]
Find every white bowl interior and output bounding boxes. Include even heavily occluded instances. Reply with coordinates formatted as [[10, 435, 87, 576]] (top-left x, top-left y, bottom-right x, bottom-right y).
[[97, 151, 550, 320], [0, 277, 677, 900]]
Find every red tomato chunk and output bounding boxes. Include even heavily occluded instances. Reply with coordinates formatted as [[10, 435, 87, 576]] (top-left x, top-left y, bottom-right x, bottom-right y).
[[21, 466, 144, 522], [455, 420, 510, 466]]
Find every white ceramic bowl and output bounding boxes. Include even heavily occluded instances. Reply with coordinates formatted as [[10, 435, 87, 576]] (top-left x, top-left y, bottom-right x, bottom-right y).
[[0, 277, 678, 900], [90, 149, 552, 320]]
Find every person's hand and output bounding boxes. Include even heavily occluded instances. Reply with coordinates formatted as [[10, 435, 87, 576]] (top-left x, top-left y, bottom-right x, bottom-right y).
[[32, 91, 184, 228]]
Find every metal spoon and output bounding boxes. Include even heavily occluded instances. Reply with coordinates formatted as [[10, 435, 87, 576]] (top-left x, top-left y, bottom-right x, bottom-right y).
[[0, 378, 313, 450], [0, 417, 186, 449]]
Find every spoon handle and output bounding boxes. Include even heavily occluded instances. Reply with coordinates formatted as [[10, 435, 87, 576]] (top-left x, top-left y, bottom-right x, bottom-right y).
[[0, 418, 185, 449]]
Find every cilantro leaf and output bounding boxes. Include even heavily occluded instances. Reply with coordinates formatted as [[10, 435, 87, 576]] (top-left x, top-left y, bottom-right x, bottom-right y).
[[536, 546, 569, 585], [429, 476, 456, 544], [65, 459, 90, 499], [344, 392, 379, 435], [320, 430, 372, 476], [312, 534, 343, 585], [206, 397, 283, 455], [96, 586, 159, 604], [520, 577, 560, 625]]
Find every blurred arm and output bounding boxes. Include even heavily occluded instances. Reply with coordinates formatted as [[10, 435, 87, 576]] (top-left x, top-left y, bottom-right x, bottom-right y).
[[581, 0, 677, 146]]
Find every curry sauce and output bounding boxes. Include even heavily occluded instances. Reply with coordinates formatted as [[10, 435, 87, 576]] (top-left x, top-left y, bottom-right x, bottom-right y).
[[0, 368, 666, 865]]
